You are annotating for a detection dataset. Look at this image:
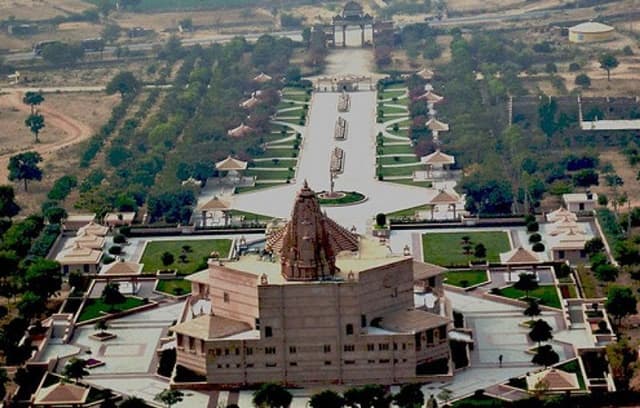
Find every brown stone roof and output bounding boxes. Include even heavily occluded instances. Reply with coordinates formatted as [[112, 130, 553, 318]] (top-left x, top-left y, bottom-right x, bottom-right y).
[[499, 247, 541, 264], [227, 123, 254, 138], [417, 68, 435, 80], [199, 197, 230, 211], [526, 368, 580, 391], [34, 381, 90, 405], [64, 233, 105, 250], [421, 150, 454, 165], [416, 91, 443, 103], [413, 261, 447, 281], [253, 72, 272, 83], [77, 221, 108, 237], [240, 96, 260, 109], [426, 118, 449, 132], [171, 314, 251, 340], [56, 242, 102, 266], [429, 189, 460, 204], [378, 309, 450, 334], [215, 155, 247, 171], [546, 207, 577, 223], [104, 212, 136, 224], [101, 259, 143, 276]]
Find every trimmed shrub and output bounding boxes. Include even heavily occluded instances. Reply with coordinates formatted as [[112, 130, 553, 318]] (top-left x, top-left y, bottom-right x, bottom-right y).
[[532, 242, 545, 252]]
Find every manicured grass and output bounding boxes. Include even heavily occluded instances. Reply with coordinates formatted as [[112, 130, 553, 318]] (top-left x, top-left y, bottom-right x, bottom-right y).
[[227, 209, 273, 222], [273, 116, 305, 125], [452, 395, 504, 407], [386, 180, 433, 189], [156, 279, 192, 296], [317, 191, 365, 205], [378, 156, 421, 165], [497, 285, 562, 309], [387, 204, 432, 218], [576, 266, 599, 298], [141, 239, 232, 275], [245, 169, 294, 179], [378, 105, 408, 115], [380, 90, 406, 100], [78, 297, 145, 322], [444, 270, 489, 288], [281, 93, 309, 102], [250, 158, 297, 168], [380, 164, 425, 177], [422, 231, 510, 267], [384, 129, 409, 138], [261, 148, 298, 158], [235, 183, 285, 194], [380, 144, 414, 155]]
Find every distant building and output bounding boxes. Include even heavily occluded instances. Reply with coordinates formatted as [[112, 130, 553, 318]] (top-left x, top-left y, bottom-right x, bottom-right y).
[[172, 183, 452, 386], [563, 192, 598, 213], [569, 22, 615, 43]]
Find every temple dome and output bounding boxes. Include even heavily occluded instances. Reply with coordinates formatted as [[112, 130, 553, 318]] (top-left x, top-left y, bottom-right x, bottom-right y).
[[267, 182, 358, 281]]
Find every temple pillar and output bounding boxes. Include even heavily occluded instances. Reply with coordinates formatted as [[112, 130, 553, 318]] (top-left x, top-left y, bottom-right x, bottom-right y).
[[361, 24, 365, 46], [452, 204, 457, 219], [342, 25, 346, 47]]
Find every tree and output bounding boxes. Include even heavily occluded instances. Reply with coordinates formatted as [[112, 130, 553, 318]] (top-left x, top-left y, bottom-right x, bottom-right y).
[[344, 384, 390, 408], [154, 389, 184, 408], [252, 383, 292, 408], [102, 282, 125, 309], [606, 286, 637, 326], [0, 185, 20, 218], [532, 344, 559, 367], [102, 24, 121, 43], [120, 397, 148, 408], [594, 263, 619, 282], [161, 251, 174, 269], [524, 299, 541, 319], [24, 258, 61, 299], [393, 383, 424, 408], [606, 337, 638, 390], [514, 273, 538, 299], [575, 73, 591, 88], [309, 390, 345, 408], [529, 319, 553, 347], [8, 151, 42, 191], [17, 291, 45, 320], [474, 243, 486, 258], [40, 42, 85, 65], [22, 91, 44, 114], [599, 53, 619, 81], [25, 113, 45, 143], [45, 206, 67, 224], [375, 213, 386, 227], [584, 237, 605, 256], [106, 71, 141, 97], [63, 357, 89, 383], [94, 319, 109, 334]]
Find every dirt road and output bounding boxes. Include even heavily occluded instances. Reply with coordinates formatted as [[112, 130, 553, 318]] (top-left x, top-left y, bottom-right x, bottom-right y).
[[0, 91, 93, 183]]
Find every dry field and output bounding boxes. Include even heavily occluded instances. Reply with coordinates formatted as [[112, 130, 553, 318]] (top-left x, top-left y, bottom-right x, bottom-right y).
[[0, 91, 119, 213], [445, 0, 564, 13], [592, 150, 640, 209], [17, 59, 159, 88], [0, 0, 91, 20]]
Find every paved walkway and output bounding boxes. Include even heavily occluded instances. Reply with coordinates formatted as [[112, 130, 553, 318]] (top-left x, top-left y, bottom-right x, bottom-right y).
[[233, 91, 437, 233]]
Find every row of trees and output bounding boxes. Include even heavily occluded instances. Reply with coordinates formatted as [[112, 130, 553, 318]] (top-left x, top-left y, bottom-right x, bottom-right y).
[[251, 382, 437, 408]]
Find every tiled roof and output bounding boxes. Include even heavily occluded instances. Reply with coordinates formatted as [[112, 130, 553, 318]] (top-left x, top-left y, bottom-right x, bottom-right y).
[[171, 314, 251, 340]]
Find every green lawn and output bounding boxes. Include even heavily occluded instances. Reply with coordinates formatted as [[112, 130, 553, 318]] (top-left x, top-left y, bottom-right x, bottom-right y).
[[387, 204, 432, 218], [383, 129, 409, 138], [78, 297, 145, 322], [386, 180, 433, 189], [378, 105, 408, 115], [496, 285, 562, 309], [281, 93, 309, 103], [317, 191, 365, 205], [422, 231, 511, 267], [235, 183, 285, 194], [141, 239, 232, 275], [444, 270, 489, 288], [380, 145, 414, 155], [273, 116, 305, 125], [156, 279, 192, 296], [378, 156, 420, 165], [380, 165, 425, 177], [380, 90, 406, 100], [261, 148, 298, 158], [452, 395, 505, 407], [227, 209, 273, 222], [250, 158, 297, 168], [245, 169, 294, 179]]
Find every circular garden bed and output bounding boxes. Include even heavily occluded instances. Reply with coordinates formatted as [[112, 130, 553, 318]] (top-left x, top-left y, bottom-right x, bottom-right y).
[[316, 191, 366, 206]]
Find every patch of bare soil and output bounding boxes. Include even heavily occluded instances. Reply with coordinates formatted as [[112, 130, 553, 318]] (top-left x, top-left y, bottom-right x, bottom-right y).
[[0, 91, 118, 213], [591, 150, 640, 209], [0, 0, 90, 20]]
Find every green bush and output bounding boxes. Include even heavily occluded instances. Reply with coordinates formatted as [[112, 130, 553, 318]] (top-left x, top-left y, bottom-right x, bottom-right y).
[[532, 242, 545, 252], [108, 246, 122, 255], [529, 233, 542, 243]]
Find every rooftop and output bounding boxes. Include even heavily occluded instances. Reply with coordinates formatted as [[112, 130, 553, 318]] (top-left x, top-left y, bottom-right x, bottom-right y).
[[526, 368, 580, 391], [562, 193, 597, 203], [570, 21, 614, 34], [171, 314, 252, 340], [378, 309, 450, 334], [34, 381, 90, 406]]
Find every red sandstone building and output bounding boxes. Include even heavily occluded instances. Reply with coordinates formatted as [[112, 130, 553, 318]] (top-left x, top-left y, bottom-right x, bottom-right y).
[[172, 183, 452, 386]]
